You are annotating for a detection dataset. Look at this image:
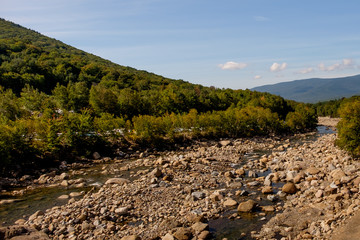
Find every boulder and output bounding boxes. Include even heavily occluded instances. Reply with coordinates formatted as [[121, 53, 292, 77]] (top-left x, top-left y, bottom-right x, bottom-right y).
[[162, 233, 175, 240], [223, 198, 237, 207], [330, 169, 346, 181], [261, 186, 273, 194], [191, 222, 208, 233], [105, 178, 130, 185], [282, 182, 297, 194], [173, 227, 192, 240], [237, 200, 257, 212], [306, 167, 320, 175]]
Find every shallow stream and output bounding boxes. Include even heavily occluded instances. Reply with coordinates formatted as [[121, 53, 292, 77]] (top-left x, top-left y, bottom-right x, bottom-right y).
[[0, 125, 335, 239]]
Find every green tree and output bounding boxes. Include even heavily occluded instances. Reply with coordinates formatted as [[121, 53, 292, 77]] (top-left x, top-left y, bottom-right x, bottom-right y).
[[336, 100, 360, 156]]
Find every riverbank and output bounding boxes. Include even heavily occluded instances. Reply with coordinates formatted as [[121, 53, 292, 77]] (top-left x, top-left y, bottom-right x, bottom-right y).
[[3, 117, 357, 240]]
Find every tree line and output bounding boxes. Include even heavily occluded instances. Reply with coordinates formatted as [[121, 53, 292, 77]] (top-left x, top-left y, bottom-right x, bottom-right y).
[[0, 18, 318, 175]]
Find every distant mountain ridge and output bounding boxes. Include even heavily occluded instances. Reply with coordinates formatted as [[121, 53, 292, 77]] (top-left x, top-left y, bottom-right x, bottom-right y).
[[251, 74, 360, 103]]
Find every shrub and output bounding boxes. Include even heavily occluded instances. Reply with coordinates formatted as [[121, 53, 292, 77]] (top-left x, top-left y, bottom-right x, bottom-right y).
[[336, 100, 360, 157]]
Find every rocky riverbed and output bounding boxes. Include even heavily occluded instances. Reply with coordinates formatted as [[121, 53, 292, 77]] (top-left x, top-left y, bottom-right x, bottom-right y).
[[2, 118, 359, 240]]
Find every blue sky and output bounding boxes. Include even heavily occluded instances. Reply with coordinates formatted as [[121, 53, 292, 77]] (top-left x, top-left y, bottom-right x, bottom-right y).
[[1, 0, 360, 89]]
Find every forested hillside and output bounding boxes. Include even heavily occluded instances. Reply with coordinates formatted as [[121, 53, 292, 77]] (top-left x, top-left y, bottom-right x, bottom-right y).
[[0, 18, 317, 175]]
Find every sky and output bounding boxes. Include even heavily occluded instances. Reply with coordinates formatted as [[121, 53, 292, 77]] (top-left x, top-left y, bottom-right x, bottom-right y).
[[1, 0, 360, 90]]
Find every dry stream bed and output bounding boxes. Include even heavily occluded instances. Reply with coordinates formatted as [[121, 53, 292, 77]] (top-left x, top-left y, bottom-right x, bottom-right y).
[[1, 118, 358, 240]]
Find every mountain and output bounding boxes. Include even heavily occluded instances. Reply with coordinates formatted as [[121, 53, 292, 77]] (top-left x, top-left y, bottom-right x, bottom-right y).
[[252, 74, 360, 103]]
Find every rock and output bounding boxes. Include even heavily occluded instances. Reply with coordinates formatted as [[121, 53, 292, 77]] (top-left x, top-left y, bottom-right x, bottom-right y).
[[28, 210, 44, 221], [224, 171, 234, 179], [173, 227, 192, 240], [315, 190, 323, 198], [191, 222, 209, 233], [286, 171, 297, 182], [282, 182, 297, 194], [267, 195, 278, 202], [120, 235, 141, 240], [262, 205, 275, 212], [261, 186, 273, 194], [59, 172, 69, 180], [219, 140, 232, 147], [60, 180, 69, 187], [69, 192, 83, 198], [0, 199, 21, 205], [151, 168, 162, 178], [0, 225, 50, 239], [58, 195, 69, 200], [330, 169, 346, 181], [223, 198, 237, 207], [105, 178, 130, 185], [93, 152, 101, 160], [198, 230, 210, 240], [162, 233, 175, 240], [192, 191, 206, 200], [235, 168, 245, 176], [14, 219, 26, 225], [115, 207, 129, 215], [248, 170, 258, 178], [306, 167, 320, 175], [237, 200, 257, 212]]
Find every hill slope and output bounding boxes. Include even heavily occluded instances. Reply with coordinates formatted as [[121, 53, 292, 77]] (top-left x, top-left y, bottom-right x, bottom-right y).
[[252, 74, 360, 103]]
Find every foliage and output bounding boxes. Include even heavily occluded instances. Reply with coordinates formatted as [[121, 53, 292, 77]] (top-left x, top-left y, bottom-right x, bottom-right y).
[[336, 100, 360, 157], [0, 18, 319, 174]]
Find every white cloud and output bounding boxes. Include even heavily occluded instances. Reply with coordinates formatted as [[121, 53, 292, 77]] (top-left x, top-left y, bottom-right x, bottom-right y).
[[270, 62, 287, 72], [343, 58, 354, 66], [218, 61, 248, 70], [254, 75, 262, 79], [297, 67, 314, 74], [319, 58, 355, 71]]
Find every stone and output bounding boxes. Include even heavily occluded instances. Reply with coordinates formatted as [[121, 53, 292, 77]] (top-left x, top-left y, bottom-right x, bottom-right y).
[[262, 186, 273, 194], [315, 190, 323, 198], [237, 200, 257, 212], [28, 210, 44, 221], [173, 227, 192, 240], [191, 222, 209, 233], [162, 233, 175, 240], [59, 172, 69, 180], [267, 195, 278, 202], [235, 168, 245, 176], [105, 178, 130, 185], [262, 205, 275, 212], [223, 198, 237, 207], [224, 171, 234, 179], [219, 140, 232, 147], [248, 170, 258, 178], [330, 169, 346, 181], [198, 230, 210, 240], [192, 191, 206, 200], [60, 180, 69, 187], [69, 192, 82, 198], [58, 195, 69, 200], [93, 152, 101, 160], [115, 207, 129, 215], [151, 168, 162, 178], [282, 182, 297, 194], [306, 167, 320, 175], [120, 235, 141, 240]]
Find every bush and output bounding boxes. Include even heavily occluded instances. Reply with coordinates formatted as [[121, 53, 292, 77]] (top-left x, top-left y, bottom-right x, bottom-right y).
[[336, 100, 360, 156]]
